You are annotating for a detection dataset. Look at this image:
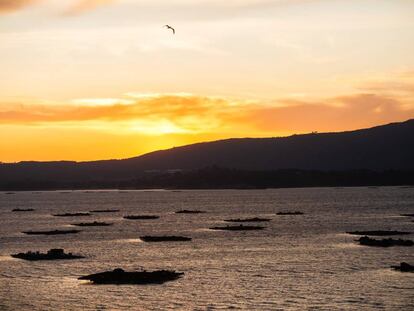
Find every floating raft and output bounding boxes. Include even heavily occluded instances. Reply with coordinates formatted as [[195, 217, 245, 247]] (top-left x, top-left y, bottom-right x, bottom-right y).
[[391, 262, 414, 272], [11, 249, 84, 261], [276, 211, 304, 215], [22, 229, 81, 235], [140, 236, 192, 242], [53, 212, 91, 217], [347, 230, 411, 236], [224, 217, 271, 222], [357, 236, 414, 247], [123, 215, 159, 220], [78, 268, 184, 284], [71, 221, 112, 227], [209, 225, 265, 231]]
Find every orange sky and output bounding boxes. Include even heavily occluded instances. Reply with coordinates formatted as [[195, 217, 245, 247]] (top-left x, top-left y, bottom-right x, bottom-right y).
[[1, 0, 413, 162]]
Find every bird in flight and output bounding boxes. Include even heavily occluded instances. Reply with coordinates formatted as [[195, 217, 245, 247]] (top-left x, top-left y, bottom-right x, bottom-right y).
[[164, 25, 175, 35]]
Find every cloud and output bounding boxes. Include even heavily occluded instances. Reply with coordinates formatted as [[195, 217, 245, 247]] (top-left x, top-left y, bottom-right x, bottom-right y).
[[0, 0, 40, 13], [0, 0, 321, 20], [0, 0, 115, 15], [240, 93, 414, 133], [357, 72, 414, 96], [0, 95, 237, 135], [1, 93, 412, 136], [63, 0, 116, 15]]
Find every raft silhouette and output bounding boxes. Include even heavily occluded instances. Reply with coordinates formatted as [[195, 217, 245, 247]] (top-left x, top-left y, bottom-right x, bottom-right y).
[[391, 262, 414, 272], [140, 236, 192, 242], [123, 215, 159, 220], [71, 221, 112, 227], [12, 208, 34, 212], [53, 212, 91, 217], [78, 268, 184, 284], [357, 236, 414, 247], [175, 210, 206, 214], [276, 211, 304, 215], [209, 224, 265, 231], [23, 229, 81, 235], [224, 217, 271, 222], [12, 249, 84, 261], [347, 230, 411, 236]]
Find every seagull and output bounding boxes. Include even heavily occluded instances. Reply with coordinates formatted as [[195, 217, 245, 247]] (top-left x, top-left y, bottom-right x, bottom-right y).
[[163, 25, 175, 35]]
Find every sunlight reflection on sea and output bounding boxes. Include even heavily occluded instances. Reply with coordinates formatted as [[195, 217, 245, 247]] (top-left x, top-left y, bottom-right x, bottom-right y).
[[0, 187, 413, 310]]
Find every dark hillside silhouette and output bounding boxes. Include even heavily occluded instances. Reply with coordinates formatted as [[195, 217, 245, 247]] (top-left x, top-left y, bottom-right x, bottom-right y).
[[123, 119, 414, 171], [1, 119, 413, 190]]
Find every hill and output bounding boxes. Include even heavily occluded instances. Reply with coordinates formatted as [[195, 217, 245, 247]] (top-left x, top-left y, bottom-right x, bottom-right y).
[[124, 119, 414, 171], [1, 119, 413, 189]]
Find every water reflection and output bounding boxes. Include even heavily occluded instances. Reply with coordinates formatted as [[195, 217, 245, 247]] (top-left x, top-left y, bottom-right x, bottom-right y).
[[0, 187, 413, 310]]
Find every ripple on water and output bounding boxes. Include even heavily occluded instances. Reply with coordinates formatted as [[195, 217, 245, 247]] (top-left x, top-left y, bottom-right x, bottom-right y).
[[115, 238, 143, 243], [1, 187, 413, 310], [0, 255, 18, 262], [332, 243, 363, 249]]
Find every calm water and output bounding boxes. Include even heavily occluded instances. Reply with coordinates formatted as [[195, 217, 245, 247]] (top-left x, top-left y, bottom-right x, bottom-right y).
[[0, 187, 413, 310]]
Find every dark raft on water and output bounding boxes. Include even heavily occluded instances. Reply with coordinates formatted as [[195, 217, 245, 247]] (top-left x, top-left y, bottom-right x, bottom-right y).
[[12, 208, 34, 212], [209, 225, 265, 231], [140, 236, 192, 242], [175, 210, 206, 214], [400, 213, 414, 217], [224, 217, 271, 222], [53, 212, 91, 217], [347, 230, 411, 236], [78, 268, 184, 284], [71, 221, 112, 227], [357, 236, 414, 247], [123, 215, 159, 220], [11, 248, 84, 261], [391, 262, 414, 272], [276, 211, 304, 215], [22, 229, 81, 235], [90, 209, 120, 213]]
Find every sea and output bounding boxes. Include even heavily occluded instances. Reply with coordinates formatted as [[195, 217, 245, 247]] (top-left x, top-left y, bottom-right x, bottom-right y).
[[0, 187, 413, 310]]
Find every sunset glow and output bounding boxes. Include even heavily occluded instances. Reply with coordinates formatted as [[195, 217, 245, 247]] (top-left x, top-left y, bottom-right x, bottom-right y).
[[1, 0, 413, 162]]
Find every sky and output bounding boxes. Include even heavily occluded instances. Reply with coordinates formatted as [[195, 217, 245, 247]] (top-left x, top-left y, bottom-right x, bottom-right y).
[[0, 0, 413, 162]]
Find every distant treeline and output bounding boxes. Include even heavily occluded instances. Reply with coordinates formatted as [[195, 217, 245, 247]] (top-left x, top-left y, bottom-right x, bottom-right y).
[[1, 167, 413, 191]]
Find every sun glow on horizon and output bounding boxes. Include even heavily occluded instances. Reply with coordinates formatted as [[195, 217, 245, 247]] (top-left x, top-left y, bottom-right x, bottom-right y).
[[0, 0, 413, 162]]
